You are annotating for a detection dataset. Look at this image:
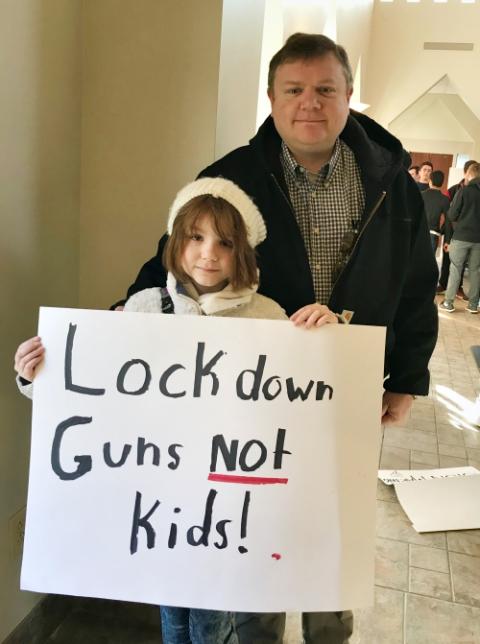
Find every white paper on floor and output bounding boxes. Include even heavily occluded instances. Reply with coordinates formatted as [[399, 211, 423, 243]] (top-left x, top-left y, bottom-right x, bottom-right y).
[[378, 467, 480, 532], [378, 466, 479, 485]]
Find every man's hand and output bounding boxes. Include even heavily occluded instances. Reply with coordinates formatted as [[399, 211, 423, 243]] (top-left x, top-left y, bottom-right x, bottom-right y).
[[290, 303, 339, 329], [381, 391, 414, 426]]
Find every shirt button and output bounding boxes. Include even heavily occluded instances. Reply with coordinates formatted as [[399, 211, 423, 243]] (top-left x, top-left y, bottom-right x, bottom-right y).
[[315, 263, 321, 270], [313, 227, 320, 235]]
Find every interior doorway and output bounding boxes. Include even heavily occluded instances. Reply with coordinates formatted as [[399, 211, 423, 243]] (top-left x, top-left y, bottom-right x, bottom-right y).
[[409, 152, 453, 191]]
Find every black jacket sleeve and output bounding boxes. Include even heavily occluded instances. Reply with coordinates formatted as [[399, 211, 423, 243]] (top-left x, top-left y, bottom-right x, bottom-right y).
[[111, 235, 168, 309], [383, 182, 438, 395], [448, 190, 463, 222]]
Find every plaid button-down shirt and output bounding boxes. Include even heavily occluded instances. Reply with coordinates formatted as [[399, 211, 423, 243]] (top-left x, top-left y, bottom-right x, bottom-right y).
[[281, 139, 365, 304]]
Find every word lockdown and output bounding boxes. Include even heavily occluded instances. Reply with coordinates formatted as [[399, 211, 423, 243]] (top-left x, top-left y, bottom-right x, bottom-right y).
[[65, 323, 335, 403]]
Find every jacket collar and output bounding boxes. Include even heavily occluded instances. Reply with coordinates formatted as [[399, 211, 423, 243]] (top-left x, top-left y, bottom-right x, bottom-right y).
[[468, 177, 480, 190], [249, 111, 405, 190]]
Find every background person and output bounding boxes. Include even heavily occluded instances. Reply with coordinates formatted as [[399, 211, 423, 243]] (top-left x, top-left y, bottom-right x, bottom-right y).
[[408, 165, 419, 181], [440, 159, 478, 299], [440, 163, 480, 314], [416, 161, 433, 192], [113, 33, 438, 644], [421, 170, 450, 254]]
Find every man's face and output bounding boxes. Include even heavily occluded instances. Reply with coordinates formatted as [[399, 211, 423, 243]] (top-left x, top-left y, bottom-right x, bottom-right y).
[[408, 168, 419, 181], [268, 54, 352, 167], [418, 164, 432, 183]]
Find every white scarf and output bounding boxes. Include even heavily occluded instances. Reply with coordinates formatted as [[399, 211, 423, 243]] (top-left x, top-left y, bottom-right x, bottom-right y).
[[167, 273, 258, 315]]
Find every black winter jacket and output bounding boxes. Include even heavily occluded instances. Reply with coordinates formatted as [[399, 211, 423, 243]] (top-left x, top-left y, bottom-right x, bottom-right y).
[[448, 177, 480, 243], [119, 112, 438, 395]]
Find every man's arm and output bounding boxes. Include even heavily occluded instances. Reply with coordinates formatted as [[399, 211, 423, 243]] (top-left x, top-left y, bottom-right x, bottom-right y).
[[111, 235, 168, 309], [447, 190, 463, 222], [383, 182, 439, 397]]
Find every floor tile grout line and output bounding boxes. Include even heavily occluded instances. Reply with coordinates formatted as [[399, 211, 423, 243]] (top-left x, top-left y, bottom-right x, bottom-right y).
[[446, 542, 456, 605]]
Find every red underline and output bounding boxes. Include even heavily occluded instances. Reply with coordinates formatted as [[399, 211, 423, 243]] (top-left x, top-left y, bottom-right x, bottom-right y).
[[208, 473, 289, 485]]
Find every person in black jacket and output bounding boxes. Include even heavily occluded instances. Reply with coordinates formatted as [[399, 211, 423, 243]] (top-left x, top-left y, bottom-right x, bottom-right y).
[[115, 33, 438, 644], [439, 159, 478, 297], [440, 163, 480, 314], [421, 170, 450, 253]]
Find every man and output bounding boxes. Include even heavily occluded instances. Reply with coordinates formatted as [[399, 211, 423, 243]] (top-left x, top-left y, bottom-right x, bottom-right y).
[[448, 159, 478, 202], [408, 165, 419, 181], [439, 159, 479, 298], [117, 33, 438, 643], [416, 161, 433, 192], [421, 170, 450, 253], [440, 162, 480, 314]]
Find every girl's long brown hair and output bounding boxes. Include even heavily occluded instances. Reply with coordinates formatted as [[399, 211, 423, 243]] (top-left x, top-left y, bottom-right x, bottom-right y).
[[163, 195, 259, 290]]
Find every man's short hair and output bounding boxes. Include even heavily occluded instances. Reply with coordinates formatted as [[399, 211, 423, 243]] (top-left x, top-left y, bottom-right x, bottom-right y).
[[464, 159, 478, 174], [430, 170, 444, 188], [467, 162, 480, 179], [420, 161, 433, 170], [268, 33, 353, 93], [409, 165, 419, 172]]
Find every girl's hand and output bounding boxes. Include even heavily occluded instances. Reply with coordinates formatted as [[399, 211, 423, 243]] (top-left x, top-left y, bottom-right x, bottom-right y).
[[14, 336, 45, 381], [290, 304, 339, 329]]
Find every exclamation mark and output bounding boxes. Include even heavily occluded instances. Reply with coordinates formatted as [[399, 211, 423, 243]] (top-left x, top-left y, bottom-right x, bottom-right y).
[[238, 491, 250, 554]]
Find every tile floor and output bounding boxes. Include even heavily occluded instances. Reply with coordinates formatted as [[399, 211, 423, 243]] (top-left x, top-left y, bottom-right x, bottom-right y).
[[362, 295, 480, 644], [18, 295, 480, 643], [284, 294, 480, 644]]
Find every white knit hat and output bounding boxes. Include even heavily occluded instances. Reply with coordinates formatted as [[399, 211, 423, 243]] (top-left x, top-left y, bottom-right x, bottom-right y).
[[167, 177, 267, 248]]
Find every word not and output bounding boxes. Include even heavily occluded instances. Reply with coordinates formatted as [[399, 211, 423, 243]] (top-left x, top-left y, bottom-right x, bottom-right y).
[[210, 428, 291, 473]]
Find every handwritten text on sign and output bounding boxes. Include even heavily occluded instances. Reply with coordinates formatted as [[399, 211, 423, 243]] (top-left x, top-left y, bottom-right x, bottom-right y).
[[22, 307, 385, 612]]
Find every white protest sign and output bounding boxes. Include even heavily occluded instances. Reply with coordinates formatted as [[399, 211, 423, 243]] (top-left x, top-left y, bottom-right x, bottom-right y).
[[22, 307, 385, 612]]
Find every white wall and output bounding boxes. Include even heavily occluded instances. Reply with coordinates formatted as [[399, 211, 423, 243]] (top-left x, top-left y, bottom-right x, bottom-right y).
[[216, 0, 375, 160], [216, 0, 270, 159], [365, 1, 480, 159], [0, 1, 81, 639]]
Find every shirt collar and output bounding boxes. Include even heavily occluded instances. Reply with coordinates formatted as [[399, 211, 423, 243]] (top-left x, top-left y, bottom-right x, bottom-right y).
[[281, 139, 342, 183]]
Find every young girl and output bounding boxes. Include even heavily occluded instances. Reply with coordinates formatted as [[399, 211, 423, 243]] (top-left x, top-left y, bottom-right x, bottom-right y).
[[14, 177, 338, 644]]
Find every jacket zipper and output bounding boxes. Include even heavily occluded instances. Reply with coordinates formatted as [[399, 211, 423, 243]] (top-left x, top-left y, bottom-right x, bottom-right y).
[[271, 172, 386, 294], [330, 191, 387, 292], [270, 173, 296, 216]]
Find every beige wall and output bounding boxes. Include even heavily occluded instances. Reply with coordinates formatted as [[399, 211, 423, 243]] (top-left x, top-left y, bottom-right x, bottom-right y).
[[0, 1, 81, 639], [80, 0, 223, 310], [2, 1, 222, 638]]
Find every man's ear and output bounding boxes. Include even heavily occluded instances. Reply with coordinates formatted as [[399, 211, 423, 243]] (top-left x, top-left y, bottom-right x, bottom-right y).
[[267, 88, 274, 108], [347, 88, 353, 103]]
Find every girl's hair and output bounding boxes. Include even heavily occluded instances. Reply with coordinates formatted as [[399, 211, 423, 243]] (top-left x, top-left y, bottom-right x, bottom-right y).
[[163, 194, 259, 290]]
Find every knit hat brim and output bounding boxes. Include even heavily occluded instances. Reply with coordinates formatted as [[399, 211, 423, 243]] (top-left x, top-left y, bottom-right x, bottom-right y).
[[167, 177, 267, 248]]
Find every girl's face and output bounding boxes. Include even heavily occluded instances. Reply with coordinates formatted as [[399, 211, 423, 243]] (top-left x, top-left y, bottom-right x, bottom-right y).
[[181, 213, 235, 294]]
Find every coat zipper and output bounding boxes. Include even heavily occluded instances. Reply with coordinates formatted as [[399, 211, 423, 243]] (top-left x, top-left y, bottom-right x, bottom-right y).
[[270, 172, 387, 295], [330, 191, 387, 292], [270, 173, 295, 216]]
